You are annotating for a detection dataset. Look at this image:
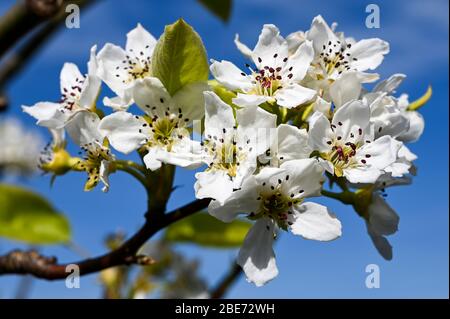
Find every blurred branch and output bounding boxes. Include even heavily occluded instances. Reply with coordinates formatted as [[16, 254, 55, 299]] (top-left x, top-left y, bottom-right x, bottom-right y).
[[0, 0, 63, 58], [0, 0, 97, 111], [0, 198, 210, 279], [210, 262, 242, 299]]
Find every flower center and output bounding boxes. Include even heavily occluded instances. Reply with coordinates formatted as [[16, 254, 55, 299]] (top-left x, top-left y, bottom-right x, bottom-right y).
[[249, 178, 304, 231], [241, 53, 294, 97], [60, 77, 85, 111], [321, 122, 373, 177], [75, 143, 113, 190], [315, 40, 357, 77], [252, 66, 284, 96], [203, 128, 250, 179], [326, 142, 359, 176], [144, 115, 186, 151], [205, 141, 243, 178], [115, 48, 152, 84]]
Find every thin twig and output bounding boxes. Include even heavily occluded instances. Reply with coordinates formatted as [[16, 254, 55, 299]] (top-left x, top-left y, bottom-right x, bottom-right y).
[[0, 198, 210, 280], [210, 263, 242, 299], [0, 0, 63, 58], [0, 0, 97, 111]]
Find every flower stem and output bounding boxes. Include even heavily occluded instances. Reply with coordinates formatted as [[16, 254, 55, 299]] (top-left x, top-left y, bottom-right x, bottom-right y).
[[321, 189, 354, 205], [114, 161, 149, 191]]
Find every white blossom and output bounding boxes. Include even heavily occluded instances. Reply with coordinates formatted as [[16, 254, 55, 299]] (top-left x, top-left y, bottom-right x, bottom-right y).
[[97, 24, 157, 110], [22, 46, 101, 129], [211, 24, 316, 109], [209, 159, 341, 286]]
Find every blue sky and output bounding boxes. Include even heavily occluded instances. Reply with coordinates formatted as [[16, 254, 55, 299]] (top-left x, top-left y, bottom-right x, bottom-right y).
[[0, 0, 448, 298]]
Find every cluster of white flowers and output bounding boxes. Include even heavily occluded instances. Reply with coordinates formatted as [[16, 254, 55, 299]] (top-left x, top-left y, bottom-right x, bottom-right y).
[[23, 16, 425, 286]]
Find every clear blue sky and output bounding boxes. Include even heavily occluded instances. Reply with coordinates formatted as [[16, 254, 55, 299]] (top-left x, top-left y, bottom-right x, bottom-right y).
[[0, 0, 448, 298]]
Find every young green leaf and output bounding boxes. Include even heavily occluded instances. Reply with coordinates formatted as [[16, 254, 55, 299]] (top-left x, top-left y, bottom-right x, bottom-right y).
[[0, 184, 71, 244], [165, 212, 252, 248], [152, 19, 209, 96], [198, 0, 232, 22]]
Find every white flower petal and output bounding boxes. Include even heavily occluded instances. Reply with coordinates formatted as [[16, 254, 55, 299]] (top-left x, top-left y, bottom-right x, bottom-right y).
[[252, 24, 288, 69], [274, 83, 316, 108], [210, 60, 253, 91], [280, 159, 324, 197], [103, 95, 134, 112], [126, 23, 157, 56], [332, 100, 370, 140], [98, 112, 147, 154], [234, 34, 253, 59], [172, 81, 209, 122], [286, 30, 306, 54], [99, 160, 111, 193], [194, 170, 235, 205], [207, 175, 260, 222], [204, 91, 236, 135], [357, 135, 399, 170], [374, 73, 406, 94], [276, 124, 311, 162], [79, 45, 101, 109], [65, 111, 103, 147], [60, 63, 84, 95], [306, 15, 339, 53], [97, 44, 129, 97], [344, 166, 382, 184], [143, 148, 162, 171], [290, 202, 341, 241], [348, 38, 389, 71], [22, 102, 67, 129], [236, 104, 277, 155], [155, 140, 203, 169], [308, 112, 334, 152], [398, 144, 417, 162], [329, 72, 363, 108], [237, 218, 278, 287], [232, 93, 270, 108], [397, 111, 424, 143], [283, 40, 314, 82], [132, 77, 174, 117]]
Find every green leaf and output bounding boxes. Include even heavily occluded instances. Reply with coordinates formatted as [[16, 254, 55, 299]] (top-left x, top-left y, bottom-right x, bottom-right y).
[[407, 85, 432, 111], [0, 184, 71, 244], [198, 0, 232, 22], [165, 212, 252, 248], [152, 19, 209, 96], [209, 79, 238, 109]]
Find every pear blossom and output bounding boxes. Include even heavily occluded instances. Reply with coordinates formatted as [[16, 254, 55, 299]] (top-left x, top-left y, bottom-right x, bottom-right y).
[[308, 100, 400, 183], [392, 93, 425, 143], [99, 77, 207, 171], [302, 15, 389, 106], [364, 73, 425, 143], [211, 24, 316, 109], [194, 91, 277, 204], [209, 159, 341, 286], [66, 111, 114, 192], [22, 46, 100, 129], [97, 24, 157, 110]]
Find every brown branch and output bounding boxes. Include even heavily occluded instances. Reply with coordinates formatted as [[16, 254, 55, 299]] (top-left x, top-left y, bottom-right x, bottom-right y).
[[0, 198, 210, 280], [0, 0, 64, 58], [0, 0, 97, 111], [210, 263, 242, 299]]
